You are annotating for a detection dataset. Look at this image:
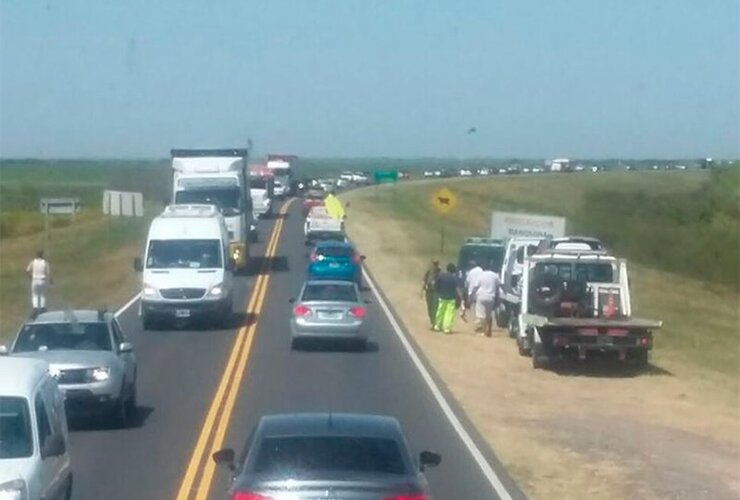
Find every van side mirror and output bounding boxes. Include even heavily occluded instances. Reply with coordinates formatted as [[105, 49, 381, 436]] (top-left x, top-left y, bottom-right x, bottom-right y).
[[212, 448, 236, 471], [41, 434, 66, 459], [419, 450, 441, 471], [133, 258, 143, 272], [119, 342, 134, 353]]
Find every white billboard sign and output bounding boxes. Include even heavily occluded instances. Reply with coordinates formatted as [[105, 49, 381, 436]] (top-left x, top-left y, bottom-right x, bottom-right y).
[[491, 211, 566, 240]]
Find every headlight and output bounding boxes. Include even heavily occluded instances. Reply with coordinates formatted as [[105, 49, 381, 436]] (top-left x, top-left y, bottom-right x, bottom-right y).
[[88, 366, 110, 382], [142, 283, 158, 297], [0, 479, 27, 500], [209, 283, 223, 297]]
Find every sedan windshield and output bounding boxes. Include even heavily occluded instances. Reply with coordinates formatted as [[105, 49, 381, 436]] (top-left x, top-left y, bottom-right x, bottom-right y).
[[147, 239, 222, 269], [0, 397, 32, 459], [13, 322, 112, 353], [253, 436, 406, 476], [175, 187, 242, 216], [302, 283, 358, 302]]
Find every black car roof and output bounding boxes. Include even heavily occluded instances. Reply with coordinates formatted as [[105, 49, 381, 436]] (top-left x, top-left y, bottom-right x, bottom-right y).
[[256, 413, 403, 440]]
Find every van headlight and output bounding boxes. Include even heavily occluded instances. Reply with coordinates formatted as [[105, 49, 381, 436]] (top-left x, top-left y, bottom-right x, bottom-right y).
[[87, 366, 110, 382], [0, 479, 27, 500], [209, 283, 223, 297], [142, 283, 158, 297]]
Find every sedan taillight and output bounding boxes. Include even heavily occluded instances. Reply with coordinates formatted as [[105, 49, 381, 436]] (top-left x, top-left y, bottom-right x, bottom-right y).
[[383, 495, 430, 500], [232, 492, 272, 500], [348, 306, 366, 318], [293, 305, 311, 316]]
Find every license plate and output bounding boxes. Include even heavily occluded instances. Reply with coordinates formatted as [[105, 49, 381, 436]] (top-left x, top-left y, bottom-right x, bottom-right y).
[[175, 309, 191, 318], [329, 262, 340, 268], [597, 335, 613, 345], [318, 311, 342, 320]]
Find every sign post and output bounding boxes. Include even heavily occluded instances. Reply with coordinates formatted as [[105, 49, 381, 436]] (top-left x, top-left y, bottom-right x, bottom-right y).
[[430, 187, 457, 254]]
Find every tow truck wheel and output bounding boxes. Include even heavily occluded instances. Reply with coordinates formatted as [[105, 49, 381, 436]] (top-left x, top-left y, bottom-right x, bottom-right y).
[[532, 342, 550, 369], [517, 336, 531, 357], [494, 306, 508, 329], [631, 349, 649, 369]]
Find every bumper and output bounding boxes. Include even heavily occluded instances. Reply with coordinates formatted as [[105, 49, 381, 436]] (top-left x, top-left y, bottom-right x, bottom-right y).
[[141, 298, 228, 318], [61, 383, 121, 414], [290, 319, 365, 340], [229, 242, 248, 270]]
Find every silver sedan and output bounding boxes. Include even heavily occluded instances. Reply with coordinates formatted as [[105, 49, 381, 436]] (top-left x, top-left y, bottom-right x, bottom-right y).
[[290, 280, 367, 350]]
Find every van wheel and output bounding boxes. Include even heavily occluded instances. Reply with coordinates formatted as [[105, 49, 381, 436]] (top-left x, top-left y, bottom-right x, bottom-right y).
[[125, 383, 138, 421]]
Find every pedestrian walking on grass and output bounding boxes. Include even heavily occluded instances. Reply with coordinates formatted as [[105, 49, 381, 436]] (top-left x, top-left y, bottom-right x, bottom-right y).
[[434, 263, 462, 334], [470, 260, 501, 337], [421, 259, 441, 327], [26, 250, 51, 318]]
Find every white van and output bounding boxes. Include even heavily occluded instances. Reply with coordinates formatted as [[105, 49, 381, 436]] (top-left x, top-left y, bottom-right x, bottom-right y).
[[134, 204, 235, 329], [0, 357, 72, 500]]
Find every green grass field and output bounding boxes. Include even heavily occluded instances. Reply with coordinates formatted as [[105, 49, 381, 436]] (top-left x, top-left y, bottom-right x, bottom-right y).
[[342, 169, 740, 377], [0, 160, 170, 341]]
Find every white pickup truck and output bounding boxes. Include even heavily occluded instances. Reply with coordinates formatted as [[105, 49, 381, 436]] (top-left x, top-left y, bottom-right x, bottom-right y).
[[304, 206, 345, 245], [515, 245, 662, 370]]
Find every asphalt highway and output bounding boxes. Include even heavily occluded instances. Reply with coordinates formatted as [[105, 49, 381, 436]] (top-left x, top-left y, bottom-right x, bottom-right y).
[[68, 199, 524, 500]]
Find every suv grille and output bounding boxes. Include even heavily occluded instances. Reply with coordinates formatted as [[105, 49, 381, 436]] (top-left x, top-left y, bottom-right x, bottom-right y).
[[58, 368, 88, 384], [160, 288, 206, 299]]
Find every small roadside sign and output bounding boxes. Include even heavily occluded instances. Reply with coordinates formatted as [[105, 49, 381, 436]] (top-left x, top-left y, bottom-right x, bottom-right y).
[[373, 170, 398, 184], [490, 211, 566, 239], [431, 187, 456, 215]]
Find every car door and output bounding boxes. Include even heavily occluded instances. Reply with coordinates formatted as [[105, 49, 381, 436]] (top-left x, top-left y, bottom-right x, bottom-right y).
[[35, 389, 67, 500], [112, 320, 136, 385]]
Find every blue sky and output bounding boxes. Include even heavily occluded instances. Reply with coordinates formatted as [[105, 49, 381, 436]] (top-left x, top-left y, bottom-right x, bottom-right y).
[[1, 0, 738, 158]]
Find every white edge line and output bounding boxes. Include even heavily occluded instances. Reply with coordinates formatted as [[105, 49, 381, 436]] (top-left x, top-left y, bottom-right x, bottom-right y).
[[115, 293, 141, 318], [363, 268, 515, 500]]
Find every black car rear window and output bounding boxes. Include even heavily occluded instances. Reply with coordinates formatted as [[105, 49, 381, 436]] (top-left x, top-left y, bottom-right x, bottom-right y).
[[253, 436, 406, 475], [317, 246, 353, 258], [302, 284, 358, 302]]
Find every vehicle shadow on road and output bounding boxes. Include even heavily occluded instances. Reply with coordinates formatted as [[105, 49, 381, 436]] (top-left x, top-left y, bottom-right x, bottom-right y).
[[551, 360, 674, 378], [69, 405, 155, 432], [247, 256, 290, 274], [292, 339, 379, 354]]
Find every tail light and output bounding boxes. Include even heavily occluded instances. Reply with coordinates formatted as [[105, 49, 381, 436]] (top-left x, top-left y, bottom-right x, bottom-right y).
[[309, 251, 318, 262], [293, 305, 311, 316], [383, 495, 430, 500], [348, 306, 366, 318], [233, 492, 272, 500]]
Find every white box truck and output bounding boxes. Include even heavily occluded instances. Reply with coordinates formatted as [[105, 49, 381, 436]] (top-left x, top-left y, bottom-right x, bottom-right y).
[[171, 149, 253, 272], [134, 204, 235, 329]]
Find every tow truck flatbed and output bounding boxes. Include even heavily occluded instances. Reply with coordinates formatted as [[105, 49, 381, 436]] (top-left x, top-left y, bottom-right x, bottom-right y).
[[522, 314, 662, 330]]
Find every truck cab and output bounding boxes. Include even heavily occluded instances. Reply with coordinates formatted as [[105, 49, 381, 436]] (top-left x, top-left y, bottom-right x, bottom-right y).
[[517, 248, 661, 369], [171, 149, 253, 272]]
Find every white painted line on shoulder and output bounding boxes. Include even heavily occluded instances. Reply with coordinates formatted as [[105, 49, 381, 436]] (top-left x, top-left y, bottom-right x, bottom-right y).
[[115, 293, 141, 318], [363, 268, 514, 500]]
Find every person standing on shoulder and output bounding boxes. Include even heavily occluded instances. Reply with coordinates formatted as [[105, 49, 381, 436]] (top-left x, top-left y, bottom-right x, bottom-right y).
[[465, 259, 484, 330], [421, 259, 441, 327], [26, 250, 51, 318], [471, 260, 501, 337], [434, 263, 462, 334]]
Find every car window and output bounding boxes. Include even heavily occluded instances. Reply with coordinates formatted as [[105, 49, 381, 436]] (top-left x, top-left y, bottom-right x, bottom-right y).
[[302, 284, 358, 302], [316, 246, 353, 258], [35, 394, 52, 448], [13, 322, 113, 353], [0, 396, 33, 459], [253, 436, 406, 476], [146, 239, 222, 269]]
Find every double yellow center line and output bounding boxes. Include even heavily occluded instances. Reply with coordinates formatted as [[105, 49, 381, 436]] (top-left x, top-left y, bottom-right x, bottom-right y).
[[175, 199, 294, 500]]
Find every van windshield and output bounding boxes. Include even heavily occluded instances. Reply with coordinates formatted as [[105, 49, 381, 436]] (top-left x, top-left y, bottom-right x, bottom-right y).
[[147, 239, 222, 269], [0, 397, 33, 459], [174, 187, 242, 216]]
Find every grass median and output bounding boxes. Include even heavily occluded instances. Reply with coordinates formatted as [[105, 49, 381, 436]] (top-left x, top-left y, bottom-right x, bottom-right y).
[[341, 170, 740, 500]]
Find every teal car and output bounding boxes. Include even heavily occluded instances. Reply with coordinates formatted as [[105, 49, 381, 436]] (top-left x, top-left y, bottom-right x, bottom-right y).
[[306, 241, 364, 285]]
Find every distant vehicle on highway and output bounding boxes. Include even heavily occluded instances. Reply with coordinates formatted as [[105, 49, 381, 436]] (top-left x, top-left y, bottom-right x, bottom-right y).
[[248, 164, 274, 219], [266, 154, 297, 197], [304, 206, 344, 245], [3, 310, 138, 428], [290, 280, 368, 349], [307, 240, 365, 285], [134, 204, 235, 330], [0, 357, 73, 500], [212, 413, 440, 499]]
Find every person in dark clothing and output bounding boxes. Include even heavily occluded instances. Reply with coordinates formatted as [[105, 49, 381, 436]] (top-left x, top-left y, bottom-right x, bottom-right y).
[[421, 260, 441, 327], [434, 263, 462, 334]]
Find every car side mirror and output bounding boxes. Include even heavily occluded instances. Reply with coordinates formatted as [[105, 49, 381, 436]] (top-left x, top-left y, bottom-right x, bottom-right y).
[[0, 345, 8, 356], [133, 257, 143, 272], [212, 448, 236, 471], [41, 434, 66, 459], [419, 450, 441, 471], [119, 342, 134, 353]]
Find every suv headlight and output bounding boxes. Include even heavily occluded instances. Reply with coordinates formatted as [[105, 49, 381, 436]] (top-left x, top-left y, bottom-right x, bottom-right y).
[[142, 283, 158, 297], [0, 479, 27, 500], [87, 366, 110, 382], [209, 283, 223, 297]]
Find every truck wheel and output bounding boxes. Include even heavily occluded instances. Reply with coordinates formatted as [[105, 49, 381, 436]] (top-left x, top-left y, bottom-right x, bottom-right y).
[[517, 336, 531, 356], [631, 349, 649, 370], [532, 342, 550, 369], [495, 306, 509, 329]]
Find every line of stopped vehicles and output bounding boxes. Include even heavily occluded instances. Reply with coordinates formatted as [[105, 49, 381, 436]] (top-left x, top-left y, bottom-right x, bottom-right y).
[[0, 149, 441, 500]]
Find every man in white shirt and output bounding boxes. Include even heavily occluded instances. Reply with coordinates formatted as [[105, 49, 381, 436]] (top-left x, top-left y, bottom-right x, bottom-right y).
[[25, 250, 51, 317], [464, 260, 484, 329], [471, 260, 501, 337]]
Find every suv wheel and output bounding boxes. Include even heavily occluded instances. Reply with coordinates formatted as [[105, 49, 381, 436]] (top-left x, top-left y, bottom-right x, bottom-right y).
[[111, 396, 128, 429], [142, 311, 155, 331]]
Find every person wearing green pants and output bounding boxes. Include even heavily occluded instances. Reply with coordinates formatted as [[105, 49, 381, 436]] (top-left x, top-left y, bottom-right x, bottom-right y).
[[434, 263, 461, 334]]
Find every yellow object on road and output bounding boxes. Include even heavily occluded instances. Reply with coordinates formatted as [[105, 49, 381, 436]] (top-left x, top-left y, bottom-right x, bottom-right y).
[[323, 194, 345, 220]]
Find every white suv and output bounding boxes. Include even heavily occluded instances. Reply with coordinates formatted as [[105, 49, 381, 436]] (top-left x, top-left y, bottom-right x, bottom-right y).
[[0, 357, 73, 500]]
